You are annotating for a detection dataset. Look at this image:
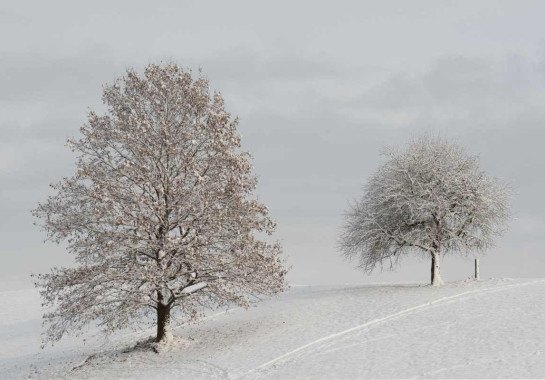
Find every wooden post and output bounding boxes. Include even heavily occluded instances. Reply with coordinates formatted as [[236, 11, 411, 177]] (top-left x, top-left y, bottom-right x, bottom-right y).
[[474, 258, 480, 280]]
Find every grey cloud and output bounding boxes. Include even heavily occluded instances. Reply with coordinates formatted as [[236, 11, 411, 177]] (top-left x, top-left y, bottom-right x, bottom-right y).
[[3, 1, 545, 285], [0, 46, 121, 103], [198, 47, 342, 83], [1, 116, 81, 144], [234, 52, 545, 286]]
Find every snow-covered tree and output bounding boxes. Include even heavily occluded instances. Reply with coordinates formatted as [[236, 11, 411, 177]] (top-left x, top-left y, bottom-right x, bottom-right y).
[[33, 64, 287, 345], [340, 135, 510, 286]]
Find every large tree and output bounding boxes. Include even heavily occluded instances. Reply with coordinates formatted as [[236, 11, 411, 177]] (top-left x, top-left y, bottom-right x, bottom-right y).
[[340, 135, 510, 286], [33, 64, 287, 345]]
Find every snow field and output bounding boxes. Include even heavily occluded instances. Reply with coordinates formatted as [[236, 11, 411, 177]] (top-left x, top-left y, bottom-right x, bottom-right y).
[[1, 278, 544, 379]]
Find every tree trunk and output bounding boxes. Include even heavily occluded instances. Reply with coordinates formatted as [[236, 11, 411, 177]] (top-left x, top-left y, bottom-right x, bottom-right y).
[[475, 258, 480, 280], [430, 251, 444, 286], [156, 301, 173, 343]]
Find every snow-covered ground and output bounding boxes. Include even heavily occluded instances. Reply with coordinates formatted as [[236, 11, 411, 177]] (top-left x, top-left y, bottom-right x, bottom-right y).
[[2, 278, 545, 379]]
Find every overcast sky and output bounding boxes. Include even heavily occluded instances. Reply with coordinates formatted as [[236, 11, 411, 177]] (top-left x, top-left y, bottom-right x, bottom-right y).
[[2, 0, 545, 287]]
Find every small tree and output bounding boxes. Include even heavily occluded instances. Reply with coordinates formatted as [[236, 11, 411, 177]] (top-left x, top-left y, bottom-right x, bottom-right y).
[[340, 135, 509, 286], [33, 64, 287, 345]]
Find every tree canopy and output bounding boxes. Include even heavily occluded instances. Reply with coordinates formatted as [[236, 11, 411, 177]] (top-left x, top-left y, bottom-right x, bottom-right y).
[[33, 64, 287, 344], [340, 135, 510, 286]]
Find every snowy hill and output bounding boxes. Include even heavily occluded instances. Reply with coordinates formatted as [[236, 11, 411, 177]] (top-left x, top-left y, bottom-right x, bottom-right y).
[[2, 278, 545, 379]]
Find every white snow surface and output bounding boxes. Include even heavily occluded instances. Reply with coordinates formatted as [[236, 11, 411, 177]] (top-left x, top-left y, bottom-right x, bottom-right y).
[[2, 278, 545, 379]]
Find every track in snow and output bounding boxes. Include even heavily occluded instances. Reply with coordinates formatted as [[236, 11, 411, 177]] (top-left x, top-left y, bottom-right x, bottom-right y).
[[239, 279, 545, 379]]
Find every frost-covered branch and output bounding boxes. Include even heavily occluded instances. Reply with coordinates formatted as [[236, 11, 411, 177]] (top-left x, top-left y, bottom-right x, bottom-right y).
[[340, 135, 510, 286], [33, 64, 288, 344]]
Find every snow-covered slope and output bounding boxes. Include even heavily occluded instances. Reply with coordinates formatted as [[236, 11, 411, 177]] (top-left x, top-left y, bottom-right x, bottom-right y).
[[2, 278, 545, 379]]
